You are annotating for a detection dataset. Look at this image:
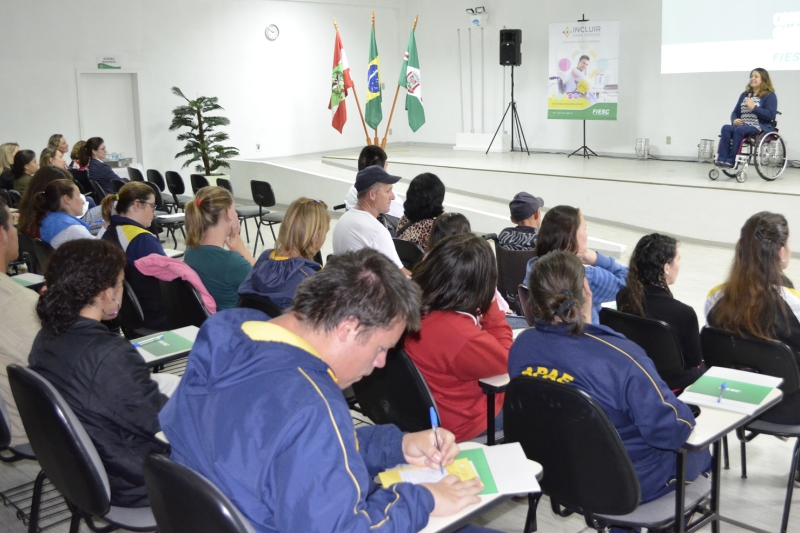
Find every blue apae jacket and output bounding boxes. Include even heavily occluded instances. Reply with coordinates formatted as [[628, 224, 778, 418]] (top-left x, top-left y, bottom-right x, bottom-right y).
[[730, 92, 778, 133], [159, 309, 435, 533], [238, 250, 321, 309]]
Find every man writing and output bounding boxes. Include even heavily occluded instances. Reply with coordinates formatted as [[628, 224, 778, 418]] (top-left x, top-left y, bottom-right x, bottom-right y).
[[160, 249, 490, 533]]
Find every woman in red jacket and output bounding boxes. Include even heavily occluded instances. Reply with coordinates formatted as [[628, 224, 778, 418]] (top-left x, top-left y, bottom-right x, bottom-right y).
[[405, 232, 512, 441]]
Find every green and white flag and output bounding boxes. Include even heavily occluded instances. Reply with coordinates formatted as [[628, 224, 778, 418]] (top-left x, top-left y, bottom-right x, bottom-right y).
[[398, 29, 425, 132], [365, 24, 382, 130]]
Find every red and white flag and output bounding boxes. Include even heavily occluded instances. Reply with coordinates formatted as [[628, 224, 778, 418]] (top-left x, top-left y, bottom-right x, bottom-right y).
[[329, 30, 354, 133]]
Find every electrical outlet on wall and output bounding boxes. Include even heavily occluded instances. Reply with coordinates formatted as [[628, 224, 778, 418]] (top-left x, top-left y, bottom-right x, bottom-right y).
[[256, 143, 261, 152], [666, 136, 671, 145]]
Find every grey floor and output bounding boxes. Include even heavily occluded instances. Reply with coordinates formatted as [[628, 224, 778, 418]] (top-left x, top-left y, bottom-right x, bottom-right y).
[[4, 200, 800, 532]]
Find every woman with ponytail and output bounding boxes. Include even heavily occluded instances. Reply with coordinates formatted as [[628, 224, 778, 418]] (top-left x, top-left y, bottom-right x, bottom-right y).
[[34, 179, 95, 248], [29, 239, 178, 508], [509, 250, 710, 524], [183, 186, 255, 310], [617, 234, 703, 389], [82, 137, 127, 195]]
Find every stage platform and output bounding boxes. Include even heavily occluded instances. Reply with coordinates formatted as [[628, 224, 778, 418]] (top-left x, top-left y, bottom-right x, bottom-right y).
[[228, 145, 800, 248]]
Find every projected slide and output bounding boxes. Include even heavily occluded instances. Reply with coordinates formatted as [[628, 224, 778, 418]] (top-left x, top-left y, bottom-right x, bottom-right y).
[[662, 0, 800, 73]]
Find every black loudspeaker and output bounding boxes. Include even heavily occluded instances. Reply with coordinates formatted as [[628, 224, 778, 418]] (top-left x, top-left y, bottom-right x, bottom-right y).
[[499, 29, 522, 66]]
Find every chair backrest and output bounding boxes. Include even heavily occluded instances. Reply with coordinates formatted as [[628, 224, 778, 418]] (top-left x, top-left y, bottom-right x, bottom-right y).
[[144, 181, 167, 211], [517, 284, 534, 326], [250, 180, 276, 210], [190, 174, 211, 194], [8, 364, 111, 516], [70, 169, 93, 196], [0, 394, 11, 450], [237, 294, 283, 318], [33, 238, 54, 272], [146, 169, 167, 191], [495, 245, 535, 316], [351, 346, 439, 433], [18, 232, 39, 274], [392, 239, 425, 270], [504, 376, 640, 516], [143, 454, 256, 533], [701, 326, 800, 394], [0, 189, 11, 208], [164, 171, 187, 197], [110, 279, 145, 337], [127, 167, 145, 182], [4, 189, 21, 208], [599, 308, 685, 378], [112, 179, 126, 193], [159, 278, 211, 329], [89, 179, 108, 202], [216, 178, 234, 195]]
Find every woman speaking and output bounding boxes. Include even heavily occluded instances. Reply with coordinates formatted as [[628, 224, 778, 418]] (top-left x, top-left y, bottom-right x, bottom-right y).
[[716, 68, 777, 168]]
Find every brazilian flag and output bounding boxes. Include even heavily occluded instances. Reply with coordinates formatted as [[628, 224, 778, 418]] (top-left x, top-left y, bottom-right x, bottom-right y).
[[365, 25, 382, 130]]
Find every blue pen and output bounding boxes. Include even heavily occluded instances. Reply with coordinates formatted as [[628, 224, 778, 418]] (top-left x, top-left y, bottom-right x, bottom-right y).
[[133, 335, 164, 348], [717, 381, 728, 403], [429, 407, 444, 474]]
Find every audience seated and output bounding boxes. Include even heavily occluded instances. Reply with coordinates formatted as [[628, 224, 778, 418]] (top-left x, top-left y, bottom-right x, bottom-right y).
[[0, 143, 18, 190], [47, 134, 69, 160], [510, 250, 710, 525], [12, 149, 38, 196], [343, 145, 404, 218], [405, 233, 512, 441], [38, 146, 64, 169], [396, 172, 445, 252], [81, 137, 128, 195], [332, 165, 410, 275], [497, 192, 543, 251], [706, 211, 800, 426], [524, 205, 627, 323], [427, 212, 472, 249], [239, 197, 329, 309], [0, 197, 39, 447], [183, 186, 255, 310], [35, 179, 95, 249], [617, 233, 703, 389], [28, 239, 178, 507], [68, 140, 85, 171], [160, 248, 488, 533], [101, 182, 169, 330]]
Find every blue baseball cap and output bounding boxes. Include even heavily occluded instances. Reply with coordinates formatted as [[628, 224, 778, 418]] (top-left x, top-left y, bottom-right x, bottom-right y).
[[354, 165, 401, 192]]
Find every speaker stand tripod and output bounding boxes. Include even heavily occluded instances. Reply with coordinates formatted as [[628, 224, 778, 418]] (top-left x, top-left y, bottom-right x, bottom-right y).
[[486, 65, 529, 155]]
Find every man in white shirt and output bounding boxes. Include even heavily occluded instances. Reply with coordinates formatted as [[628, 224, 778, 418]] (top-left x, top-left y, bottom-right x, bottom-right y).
[[343, 146, 405, 218], [333, 166, 411, 276]]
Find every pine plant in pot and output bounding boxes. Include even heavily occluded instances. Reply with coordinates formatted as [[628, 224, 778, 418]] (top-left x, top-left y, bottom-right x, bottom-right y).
[[169, 87, 239, 182]]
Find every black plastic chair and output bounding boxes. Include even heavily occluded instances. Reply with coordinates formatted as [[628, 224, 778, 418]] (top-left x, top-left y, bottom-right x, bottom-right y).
[[599, 308, 687, 389], [143, 181, 185, 248], [190, 174, 211, 195], [127, 167, 145, 182], [485, 235, 535, 316], [701, 326, 800, 533], [159, 278, 212, 329], [89, 178, 108, 202], [6, 189, 21, 208], [111, 179, 126, 193], [8, 364, 157, 533], [0, 395, 35, 462], [164, 171, 193, 212], [33, 238, 54, 273], [146, 169, 167, 192], [217, 178, 260, 243], [237, 294, 283, 318], [17, 233, 39, 274], [392, 239, 424, 270], [250, 180, 284, 255], [108, 279, 157, 340], [70, 169, 94, 200], [351, 346, 439, 433], [143, 454, 255, 533], [504, 376, 711, 533], [518, 284, 534, 326]]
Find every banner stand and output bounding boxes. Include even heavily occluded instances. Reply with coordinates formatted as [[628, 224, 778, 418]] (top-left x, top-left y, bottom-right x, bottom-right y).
[[567, 15, 597, 159], [486, 65, 529, 155]]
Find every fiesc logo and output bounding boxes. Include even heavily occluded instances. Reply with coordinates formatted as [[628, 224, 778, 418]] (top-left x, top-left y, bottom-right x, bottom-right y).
[[592, 109, 610, 115]]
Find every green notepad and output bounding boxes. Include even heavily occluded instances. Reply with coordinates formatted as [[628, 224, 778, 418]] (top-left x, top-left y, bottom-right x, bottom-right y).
[[456, 448, 498, 495], [11, 273, 44, 287], [133, 331, 194, 358], [685, 376, 772, 405]]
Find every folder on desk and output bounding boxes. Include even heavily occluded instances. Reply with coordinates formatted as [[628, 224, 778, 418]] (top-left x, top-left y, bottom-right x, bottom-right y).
[[678, 366, 782, 415], [11, 273, 45, 287], [378, 442, 539, 496], [132, 330, 195, 363]]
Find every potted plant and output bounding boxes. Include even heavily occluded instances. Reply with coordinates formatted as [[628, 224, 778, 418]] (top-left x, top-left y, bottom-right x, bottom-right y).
[[169, 87, 240, 180]]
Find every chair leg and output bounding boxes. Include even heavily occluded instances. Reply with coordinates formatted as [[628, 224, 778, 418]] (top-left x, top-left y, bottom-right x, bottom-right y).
[[779, 438, 800, 533], [723, 435, 730, 470], [524, 493, 541, 533], [740, 439, 747, 479], [269, 223, 277, 242], [242, 217, 250, 243], [253, 221, 264, 255], [68, 509, 82, 533], [27, 470, 46, 533]]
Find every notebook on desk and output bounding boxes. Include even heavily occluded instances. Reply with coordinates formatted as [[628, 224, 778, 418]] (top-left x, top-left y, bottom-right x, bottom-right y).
[[11, 273, 45, 287], [132, 327, 197, 364], [678, 366, 783, 415]]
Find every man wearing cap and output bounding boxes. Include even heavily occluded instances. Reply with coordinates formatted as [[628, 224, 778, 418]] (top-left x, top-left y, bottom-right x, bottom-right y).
[[332, 165, 411, 276], [497, 192, 544, 251]]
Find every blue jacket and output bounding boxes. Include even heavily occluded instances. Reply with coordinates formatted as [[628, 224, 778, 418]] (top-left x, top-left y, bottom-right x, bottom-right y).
[[238, 250, 321, 309], [88, 158, 127, 195], [730, 92, 778, 133], [524, 252, 628, 323], [159, 309, 435, 533], [40, 211, 91, 244], [509, 321, 697, 502]]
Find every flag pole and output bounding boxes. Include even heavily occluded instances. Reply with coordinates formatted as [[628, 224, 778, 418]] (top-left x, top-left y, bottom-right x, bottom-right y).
[[334, 18, 371, 145], [372, 12, 380, 146], [381, 15, 417, 149]]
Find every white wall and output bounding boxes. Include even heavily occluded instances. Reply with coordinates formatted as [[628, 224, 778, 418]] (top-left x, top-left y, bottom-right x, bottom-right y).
[[0, 0, 407, 175], [406, 0, 800, 159]]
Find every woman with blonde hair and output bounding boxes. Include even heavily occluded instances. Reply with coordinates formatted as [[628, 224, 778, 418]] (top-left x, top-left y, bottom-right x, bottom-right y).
[[184, 186, 255, 310], [0, 143, 18, 189], [69, 141, 86, 170], [239, 197, 330, 309], [39, 147, 65, 169], [47, 134, 69, 157]]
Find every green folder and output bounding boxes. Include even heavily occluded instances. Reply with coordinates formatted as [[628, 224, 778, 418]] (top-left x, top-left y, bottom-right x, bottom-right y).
[[133, 331, 194, 358], [685, 376, 772, 405], [456, 448, 498, 495]]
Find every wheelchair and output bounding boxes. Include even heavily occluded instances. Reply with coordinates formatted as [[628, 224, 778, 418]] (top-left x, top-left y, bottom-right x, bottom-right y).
[[709, 113, 788, 183]]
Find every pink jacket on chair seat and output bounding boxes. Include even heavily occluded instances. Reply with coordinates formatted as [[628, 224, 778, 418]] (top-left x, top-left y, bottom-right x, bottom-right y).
[[134, 254, 217, 314]]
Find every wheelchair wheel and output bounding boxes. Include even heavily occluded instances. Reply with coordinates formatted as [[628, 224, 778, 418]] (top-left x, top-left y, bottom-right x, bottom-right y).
[[709, 169, 719, 180], [736, 171, 747, 183], [755, 132, 787, 181]]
